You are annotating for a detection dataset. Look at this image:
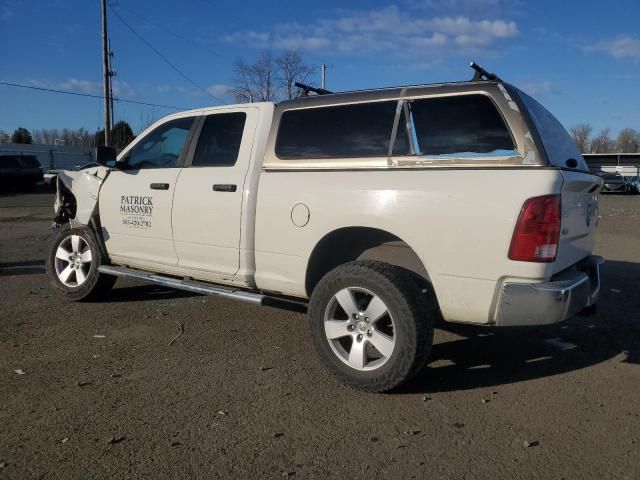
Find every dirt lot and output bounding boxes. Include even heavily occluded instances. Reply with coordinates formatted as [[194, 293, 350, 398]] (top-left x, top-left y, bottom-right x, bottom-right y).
[[0, 190, 638, 479]]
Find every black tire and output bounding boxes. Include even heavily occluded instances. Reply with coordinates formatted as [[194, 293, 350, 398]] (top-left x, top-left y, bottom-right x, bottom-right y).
[[308, 261, 435, 393], [46, 226, 116, 301]]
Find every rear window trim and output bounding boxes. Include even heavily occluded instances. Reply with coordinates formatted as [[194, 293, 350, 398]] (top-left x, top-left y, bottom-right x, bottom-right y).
[[393, 91, 518, 159], [275, 98, 400, 161], [274, 91, 519, 162]]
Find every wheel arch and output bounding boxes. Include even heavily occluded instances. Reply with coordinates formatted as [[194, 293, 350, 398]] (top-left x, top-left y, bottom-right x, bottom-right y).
[[305, 226, 432, 297]]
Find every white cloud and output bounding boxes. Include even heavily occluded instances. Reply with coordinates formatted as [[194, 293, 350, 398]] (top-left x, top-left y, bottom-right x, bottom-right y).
[[26, 78, 137, 98], [59, 78, 101, 95], [588, 35, 640, 61], [520, 81, 560, 98], [206, 84, 230, 98], [223, 5, 519, 58]]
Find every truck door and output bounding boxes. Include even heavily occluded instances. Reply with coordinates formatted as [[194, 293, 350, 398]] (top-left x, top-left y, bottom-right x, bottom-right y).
[[172, 108, 257, 275], [99, 115, 197, 267]]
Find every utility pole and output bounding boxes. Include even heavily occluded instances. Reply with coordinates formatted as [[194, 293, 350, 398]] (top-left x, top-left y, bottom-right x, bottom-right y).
[[321, 64, 332, 90], [101, 0, 111, 146], [321, 63, 326, 90], [108, 38, 115, 131]]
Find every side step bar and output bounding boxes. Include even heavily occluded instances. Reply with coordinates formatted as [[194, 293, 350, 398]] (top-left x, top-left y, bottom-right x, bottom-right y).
[[98, 265, 265, 305]]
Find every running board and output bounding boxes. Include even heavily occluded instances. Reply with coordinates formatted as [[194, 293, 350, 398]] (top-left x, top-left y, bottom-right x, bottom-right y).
[[98, 265, 265, 305]]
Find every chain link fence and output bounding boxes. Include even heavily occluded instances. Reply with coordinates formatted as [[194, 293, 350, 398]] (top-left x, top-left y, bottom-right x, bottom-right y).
[[0, 144, 95, 170]]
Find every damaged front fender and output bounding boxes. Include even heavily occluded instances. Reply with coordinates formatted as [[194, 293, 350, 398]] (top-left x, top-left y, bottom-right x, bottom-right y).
[[54, 166, 110, 227]]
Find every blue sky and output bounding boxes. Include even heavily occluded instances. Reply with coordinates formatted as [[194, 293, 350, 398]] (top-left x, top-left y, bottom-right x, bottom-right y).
[[1, 0, 639, 136]]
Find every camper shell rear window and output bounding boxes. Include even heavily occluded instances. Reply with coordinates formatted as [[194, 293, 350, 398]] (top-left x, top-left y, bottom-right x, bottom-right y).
[[275, 94, 516, 160]]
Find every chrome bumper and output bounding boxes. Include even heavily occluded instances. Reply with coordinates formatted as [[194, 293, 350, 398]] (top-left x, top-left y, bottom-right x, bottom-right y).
[[494, 256, 603, 326]]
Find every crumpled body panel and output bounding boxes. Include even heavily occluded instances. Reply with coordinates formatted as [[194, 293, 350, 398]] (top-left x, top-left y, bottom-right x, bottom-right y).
[[54, 166, 110, 226]]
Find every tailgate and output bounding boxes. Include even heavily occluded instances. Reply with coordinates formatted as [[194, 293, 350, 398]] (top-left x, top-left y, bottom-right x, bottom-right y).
[[555, 170, 602, 272]]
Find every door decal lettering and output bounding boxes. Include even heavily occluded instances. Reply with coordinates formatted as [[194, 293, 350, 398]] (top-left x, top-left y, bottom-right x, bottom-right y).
[[120, 195, 154, 229]]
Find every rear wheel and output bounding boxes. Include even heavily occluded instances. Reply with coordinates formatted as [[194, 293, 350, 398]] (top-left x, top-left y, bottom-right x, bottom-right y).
[[46, 227, 116, 301], [308, 261, 434, 392]]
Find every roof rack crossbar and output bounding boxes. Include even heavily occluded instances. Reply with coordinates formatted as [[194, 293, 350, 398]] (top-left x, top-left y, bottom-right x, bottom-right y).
[[469, 61, 503, 82], [294, 82, 334, 96]]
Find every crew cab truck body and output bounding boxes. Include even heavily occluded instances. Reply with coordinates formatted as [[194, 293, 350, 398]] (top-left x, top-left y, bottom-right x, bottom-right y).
[[47, 77, 603, 392]]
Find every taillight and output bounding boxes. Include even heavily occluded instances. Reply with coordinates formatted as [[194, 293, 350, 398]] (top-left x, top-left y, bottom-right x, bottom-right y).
[[508, 194, 561, 262]]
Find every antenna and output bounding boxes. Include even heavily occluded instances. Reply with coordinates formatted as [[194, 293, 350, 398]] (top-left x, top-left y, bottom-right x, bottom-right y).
[[294, 82, 334, 97], [469, 61, 502, 82]]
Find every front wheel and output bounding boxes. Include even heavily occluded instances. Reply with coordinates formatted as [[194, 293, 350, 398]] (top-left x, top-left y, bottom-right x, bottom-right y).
[[46, 227, 116, 301], [308, 261, 435, 392]]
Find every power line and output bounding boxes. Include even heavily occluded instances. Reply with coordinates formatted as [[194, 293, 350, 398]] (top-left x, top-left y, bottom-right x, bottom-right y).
[[108, 6, 225, 104], [115, 4, 224, 61], [0, 81, 187, 110]]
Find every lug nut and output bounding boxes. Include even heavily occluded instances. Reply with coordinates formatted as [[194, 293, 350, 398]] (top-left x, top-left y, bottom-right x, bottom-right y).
[[365, 317, 369, 323], [367, 330, 372, 337], [348, 325, 355, 331], [357, 334, 363, 341]]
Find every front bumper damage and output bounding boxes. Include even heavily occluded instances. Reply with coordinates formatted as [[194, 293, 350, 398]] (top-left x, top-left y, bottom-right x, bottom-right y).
[[53, 167, 109, 227], [494, 255, 603, 326]]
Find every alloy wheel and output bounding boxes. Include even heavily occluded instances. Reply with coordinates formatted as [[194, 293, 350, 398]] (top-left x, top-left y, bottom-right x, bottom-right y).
[[54, 234, 92, 287], [323, 287, 396, 371]]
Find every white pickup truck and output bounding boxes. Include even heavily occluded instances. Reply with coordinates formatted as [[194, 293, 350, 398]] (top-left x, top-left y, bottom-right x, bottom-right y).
[[47, 66, 603, 392]]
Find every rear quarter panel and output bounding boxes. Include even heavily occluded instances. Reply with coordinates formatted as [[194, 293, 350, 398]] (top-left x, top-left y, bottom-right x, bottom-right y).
[[255, 168, 564, 324]]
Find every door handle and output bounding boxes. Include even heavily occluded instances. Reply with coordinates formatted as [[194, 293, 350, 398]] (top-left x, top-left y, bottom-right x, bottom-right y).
[[150, 183, 170, 190], [212, 184, 237, 192]]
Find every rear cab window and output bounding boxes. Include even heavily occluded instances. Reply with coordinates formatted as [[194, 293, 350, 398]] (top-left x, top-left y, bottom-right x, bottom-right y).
[[192, 112, 246, 167], [276, 101, 399, 159], [514, 88, 588, 170], [394, 94, 516, 158]]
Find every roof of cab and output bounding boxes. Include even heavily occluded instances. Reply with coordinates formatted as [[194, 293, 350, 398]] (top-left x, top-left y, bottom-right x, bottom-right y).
[[165, 101, 276, 118], [171, 80, 503, 116], [276, 80, 503, 109]]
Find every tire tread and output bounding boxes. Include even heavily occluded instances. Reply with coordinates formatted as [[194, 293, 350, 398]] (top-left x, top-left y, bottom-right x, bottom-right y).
[[46, 227, 116, 302], [308, 260, 435, 392]]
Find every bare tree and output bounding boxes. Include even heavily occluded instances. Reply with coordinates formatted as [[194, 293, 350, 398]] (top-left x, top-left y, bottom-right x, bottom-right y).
[[616, 128, 640, 153], [254, 51, 278, 101], [278, 50, 313, 100], [232, 50, 314, 102], [232, 59, 256, 103], [32, 128, 95, 147], [33, 129, 59, 145], [590, 128, 616, 153], [139, 111, 158, 133], [232, 51, 279, 103], [569, 124, 592, 153]]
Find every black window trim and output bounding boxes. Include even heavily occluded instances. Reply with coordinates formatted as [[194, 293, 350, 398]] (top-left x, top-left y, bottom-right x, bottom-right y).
[[274, 93, 518, 162], [183, 111, 248, 168], [274, 99, 402, 161]]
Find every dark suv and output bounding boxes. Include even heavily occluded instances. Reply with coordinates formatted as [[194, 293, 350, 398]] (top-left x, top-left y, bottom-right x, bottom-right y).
[[0, 155, 43, 191], [598, 172, 629, 193]]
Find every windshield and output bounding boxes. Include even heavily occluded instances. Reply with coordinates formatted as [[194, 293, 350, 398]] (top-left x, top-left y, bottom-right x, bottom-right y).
[[514, 88, 588, 170]]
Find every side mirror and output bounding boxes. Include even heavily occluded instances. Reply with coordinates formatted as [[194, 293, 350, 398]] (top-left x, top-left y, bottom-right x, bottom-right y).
[[95, 146, 117, 168]]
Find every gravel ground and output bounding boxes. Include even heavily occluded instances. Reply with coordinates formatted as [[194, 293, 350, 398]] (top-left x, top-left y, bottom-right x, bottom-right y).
[[0, 190, 638, 479]]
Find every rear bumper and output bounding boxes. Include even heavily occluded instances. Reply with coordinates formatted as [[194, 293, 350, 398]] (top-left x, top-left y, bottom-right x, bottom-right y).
[[494, 255, 603, 326]]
